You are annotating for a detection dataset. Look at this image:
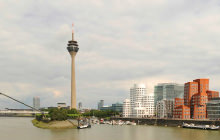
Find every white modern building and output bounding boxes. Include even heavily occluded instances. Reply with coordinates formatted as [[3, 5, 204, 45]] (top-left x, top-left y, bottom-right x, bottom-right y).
[[123, 99, 131, 117], [156, 99, 174, 118], [141, 94, 155, 117], [33, 97, 40, 110], [123, 83, 155, 118]]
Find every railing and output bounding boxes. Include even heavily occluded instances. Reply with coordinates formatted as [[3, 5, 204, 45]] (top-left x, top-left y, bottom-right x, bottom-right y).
[[0, 110, 44, 114]]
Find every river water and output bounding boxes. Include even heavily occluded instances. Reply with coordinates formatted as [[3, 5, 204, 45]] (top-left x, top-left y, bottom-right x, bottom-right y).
[[0, 117, 220, 140]]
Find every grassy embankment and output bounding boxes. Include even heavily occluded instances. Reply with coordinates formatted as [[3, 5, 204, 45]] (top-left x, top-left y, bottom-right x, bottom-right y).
[[32, 119, 77, 129]]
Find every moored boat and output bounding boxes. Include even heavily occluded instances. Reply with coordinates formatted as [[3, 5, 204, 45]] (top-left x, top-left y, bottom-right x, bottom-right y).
[[77, 124, 91, 129], [182, 123, 219, 130]]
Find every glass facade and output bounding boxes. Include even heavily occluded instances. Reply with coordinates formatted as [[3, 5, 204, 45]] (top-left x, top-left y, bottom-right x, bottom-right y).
[[207, 97, 220, 120], [100, 103, 123, 112], [100, 106, 112, 111], [98, 100, 104, 110], [112, 103, 123, 112], [154, 83, 184, 107]]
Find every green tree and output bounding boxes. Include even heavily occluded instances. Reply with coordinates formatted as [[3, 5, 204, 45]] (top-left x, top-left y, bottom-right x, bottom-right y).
[[49, 108, 68, 121], [67, 108, 79, 114], [82, 110, 119, 118]]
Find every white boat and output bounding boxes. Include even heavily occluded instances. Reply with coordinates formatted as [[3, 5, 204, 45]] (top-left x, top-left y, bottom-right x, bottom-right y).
[[182, 123, 219, 130], [126, 121, 136, 125], [77, 124, 91, 129]]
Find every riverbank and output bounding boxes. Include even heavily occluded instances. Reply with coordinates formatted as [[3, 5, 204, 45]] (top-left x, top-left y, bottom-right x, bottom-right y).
[[32, 119, 77, 129], [112, 117, 220, 127]]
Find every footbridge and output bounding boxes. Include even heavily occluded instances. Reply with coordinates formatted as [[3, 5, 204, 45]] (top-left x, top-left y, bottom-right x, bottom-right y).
[[0, 92, 47, 116]]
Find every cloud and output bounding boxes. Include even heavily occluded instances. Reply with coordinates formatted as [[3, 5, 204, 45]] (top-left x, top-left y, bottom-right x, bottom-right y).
[[0, 0, 220, 109]]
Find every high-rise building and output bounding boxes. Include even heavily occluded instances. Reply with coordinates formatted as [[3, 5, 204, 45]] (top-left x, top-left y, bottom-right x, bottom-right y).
[[99, 102, 123, 112], [174, 78, 219, 120], [98, 100, 104, 110], [33, 97, 40, 110], [67, 24, 79, 109], [123, 99, 131, 117], [78, 102, 82, 110], [123, 84, 155, 118], [173, 98, 190, 119], [207, 97, 220, 120], [154, 83, 184, 107], [156, 99, 174, 118], [112, 103, 123, 112], [100, 106, 112, 111], [141, 94, 155, 117]]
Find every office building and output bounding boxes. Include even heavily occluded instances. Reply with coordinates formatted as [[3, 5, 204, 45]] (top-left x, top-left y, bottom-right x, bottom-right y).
[[100, 103, 123, 112], [174, 78, 219, 120], [33, 97, 40, 110], [154, 83, 184, 107], [78, 102, 82, 110], [112, 103, 123, 112], [123, 83, 155, 118], [207, 97, 220, 120], [156, 99, 174, 118], [123, 99, 131, 117], [100, 106, 112, 111], [173, 98, 190, 119], [98, 100, 104, 110]]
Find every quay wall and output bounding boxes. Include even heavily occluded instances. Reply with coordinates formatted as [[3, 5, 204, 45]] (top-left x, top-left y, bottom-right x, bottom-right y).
[[0, 113, 34, 117], [111, 117, 220, 126]]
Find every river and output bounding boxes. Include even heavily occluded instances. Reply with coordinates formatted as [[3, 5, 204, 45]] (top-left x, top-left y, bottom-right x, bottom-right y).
[[0, 117, 219, 140]]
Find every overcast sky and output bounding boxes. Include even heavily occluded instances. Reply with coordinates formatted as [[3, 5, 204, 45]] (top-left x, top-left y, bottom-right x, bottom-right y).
[[0, 0, 220, 109]]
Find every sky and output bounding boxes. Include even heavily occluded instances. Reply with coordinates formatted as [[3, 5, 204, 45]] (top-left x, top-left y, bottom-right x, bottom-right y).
[[0, 0, 220, 109]]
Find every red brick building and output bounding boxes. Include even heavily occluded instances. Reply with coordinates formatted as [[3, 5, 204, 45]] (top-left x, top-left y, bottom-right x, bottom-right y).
[[207, 90, 219, 100], [173, 98, 190, 119], [174, 78, 219, 120], [174, 98, 184, 108]]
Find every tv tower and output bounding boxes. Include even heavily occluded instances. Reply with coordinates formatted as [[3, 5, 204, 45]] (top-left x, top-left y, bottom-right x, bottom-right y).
[[67, 24, 79, 109]]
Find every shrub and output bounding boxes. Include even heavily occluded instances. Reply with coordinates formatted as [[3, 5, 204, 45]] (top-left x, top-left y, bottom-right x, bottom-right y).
[[67, 114, 80, 119], [35, 113, 50, 121], [36, 114, 43, 121]]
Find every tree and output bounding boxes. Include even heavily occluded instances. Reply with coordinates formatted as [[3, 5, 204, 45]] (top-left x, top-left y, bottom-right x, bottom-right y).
[[49, 108, 68, 121], [82, 110, 119, 118], [67, 108, 79, 114]]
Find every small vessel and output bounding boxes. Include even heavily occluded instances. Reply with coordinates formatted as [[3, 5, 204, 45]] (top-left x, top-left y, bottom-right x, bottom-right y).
[[77, 118, 92, 129], [126, 121, 136, 125], [77, 124, 91, 129], [100, 118, 105, 124], [182, 123, 219, 130]]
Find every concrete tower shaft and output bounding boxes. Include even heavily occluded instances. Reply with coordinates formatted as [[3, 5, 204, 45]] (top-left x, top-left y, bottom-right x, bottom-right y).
[[67, 26, 79, 109]]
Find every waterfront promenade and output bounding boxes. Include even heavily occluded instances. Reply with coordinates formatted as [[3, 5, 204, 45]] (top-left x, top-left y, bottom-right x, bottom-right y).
[[112, 117, 220, 127]]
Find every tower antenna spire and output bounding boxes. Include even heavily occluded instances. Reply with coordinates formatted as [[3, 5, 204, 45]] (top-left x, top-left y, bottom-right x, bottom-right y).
[[72, 23, 74, 41]]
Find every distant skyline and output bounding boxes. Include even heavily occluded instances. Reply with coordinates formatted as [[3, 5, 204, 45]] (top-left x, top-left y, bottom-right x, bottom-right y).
[[1, 0, 220, 109]]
